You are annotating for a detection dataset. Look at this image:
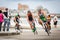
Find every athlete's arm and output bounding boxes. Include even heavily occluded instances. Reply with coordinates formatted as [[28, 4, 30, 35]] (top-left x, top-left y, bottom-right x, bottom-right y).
[[37, 12, 40, 19], [18, 15, 20, 18], [26, 14, 29, 22], [38, 12, 43, 25], [32, 13, 34, 21], [43, 11, 47, 19], [14, 17, 16, 23]]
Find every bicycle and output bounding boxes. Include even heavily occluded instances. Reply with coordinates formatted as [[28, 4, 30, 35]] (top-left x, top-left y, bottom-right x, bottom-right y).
[[15, 20, 22, 33], [43, 22, 50, 36], [32, 21, 38, 35]]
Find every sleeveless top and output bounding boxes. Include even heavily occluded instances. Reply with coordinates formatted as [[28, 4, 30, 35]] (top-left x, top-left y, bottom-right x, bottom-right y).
[[28, 13, 33, 21], [39, 13, 47, 22], [0, 13, 4, 22], [15, 16, 19, 23]]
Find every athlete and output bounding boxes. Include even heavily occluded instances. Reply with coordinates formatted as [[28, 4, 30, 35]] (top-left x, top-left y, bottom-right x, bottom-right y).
[[38, 9, 50, 35], [38, 9, 47, 26], [14, 14, 20, 32], [47, 14, 51, 32], [27, 11, 38, 34]]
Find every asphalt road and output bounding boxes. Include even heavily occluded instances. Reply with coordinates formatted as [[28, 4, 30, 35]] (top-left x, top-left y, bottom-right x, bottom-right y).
[[0, 27, 60, 40]]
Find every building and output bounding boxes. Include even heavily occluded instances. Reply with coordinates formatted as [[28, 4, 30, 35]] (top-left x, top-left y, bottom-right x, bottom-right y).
[[18, 3, 29, 10], [0, 7, 5, 10], [0, 7, 9, 12], [50, 13, 60, 18]]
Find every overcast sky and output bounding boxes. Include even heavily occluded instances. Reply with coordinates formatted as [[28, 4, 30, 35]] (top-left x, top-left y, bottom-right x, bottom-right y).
[[0, 0, 60, 13]]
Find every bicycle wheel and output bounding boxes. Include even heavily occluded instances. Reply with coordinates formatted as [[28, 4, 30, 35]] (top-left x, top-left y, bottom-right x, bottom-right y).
[[44, 24, 50, 36]]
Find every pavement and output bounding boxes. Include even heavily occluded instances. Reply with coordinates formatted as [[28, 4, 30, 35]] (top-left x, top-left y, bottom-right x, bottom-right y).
[[0, 25, 60, 40], [0, 28, 20, 36]]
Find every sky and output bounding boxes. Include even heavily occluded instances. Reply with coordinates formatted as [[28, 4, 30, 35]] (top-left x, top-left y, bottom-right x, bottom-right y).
[[0, 0, 60, 13]]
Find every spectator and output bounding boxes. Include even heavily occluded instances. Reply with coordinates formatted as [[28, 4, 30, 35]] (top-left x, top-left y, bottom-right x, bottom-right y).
[[0, 10, 4, 31], [53, 15, 58, 28], [3, 8, 11, 31]]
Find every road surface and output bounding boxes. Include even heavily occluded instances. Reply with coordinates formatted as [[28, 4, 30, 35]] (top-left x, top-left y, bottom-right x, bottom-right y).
[[0, 27, 60, 40]]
